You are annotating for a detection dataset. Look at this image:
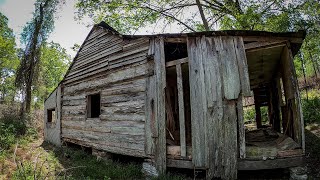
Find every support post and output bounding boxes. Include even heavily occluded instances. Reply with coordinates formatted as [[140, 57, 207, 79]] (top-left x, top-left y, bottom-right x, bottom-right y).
[[254, 89, 262, 128], [176, 64, 186, 157]]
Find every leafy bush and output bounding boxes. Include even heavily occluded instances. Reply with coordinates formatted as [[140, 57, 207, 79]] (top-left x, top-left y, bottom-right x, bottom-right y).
[[243, 106, 269, 124], [0, 105, 37, 154], [301, 89, 320, 124]]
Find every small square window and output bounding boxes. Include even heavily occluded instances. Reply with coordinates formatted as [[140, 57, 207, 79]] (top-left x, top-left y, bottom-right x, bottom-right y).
[[47, 109, 56, 123], [87, 94, 101, 118]]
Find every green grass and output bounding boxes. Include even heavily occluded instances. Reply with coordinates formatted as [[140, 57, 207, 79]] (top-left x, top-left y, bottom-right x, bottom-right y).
[[33, 142, 144, 179]]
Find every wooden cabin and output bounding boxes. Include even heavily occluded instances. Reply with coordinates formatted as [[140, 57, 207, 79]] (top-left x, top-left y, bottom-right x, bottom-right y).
[[44, 22, 306, 179]]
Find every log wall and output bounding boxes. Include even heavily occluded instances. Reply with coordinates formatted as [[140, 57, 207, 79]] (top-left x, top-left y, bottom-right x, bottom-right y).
[[61, 26, 152, 157]]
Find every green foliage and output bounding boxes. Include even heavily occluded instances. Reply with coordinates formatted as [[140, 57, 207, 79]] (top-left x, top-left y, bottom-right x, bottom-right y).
[[243, 106, 269, 124], [12, 151, 62, 180], [301, 89, 320, 124], [0, 12, 19, 103], [0, 116, 26, 152], [33, 42, 71, 108], [75, 0, 320, 80], [0, 105, 38, 157], [57, 147, 142, 179]]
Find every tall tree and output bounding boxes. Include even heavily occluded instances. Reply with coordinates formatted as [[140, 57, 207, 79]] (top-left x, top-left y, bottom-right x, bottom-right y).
[[0, 12, 19, 103], [75, 0, 304, 33], [76, 0, 320, 79], [15, 0, 62, 114], [33, 41, 71, 108]]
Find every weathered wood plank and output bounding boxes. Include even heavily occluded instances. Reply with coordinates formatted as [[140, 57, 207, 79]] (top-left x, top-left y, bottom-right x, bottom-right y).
[[123, 38, 149, 51], [77, 36, 122, 62], [165, 57, 188, 67], [101, 104, 145, 114], [234, 37, 251, 96], [153, 37, 167, 174], [219, 37, 241, 100], [200, 36, 223, 180], [237, 94, 246, 159], [61, 115, 86, 121], [242, 36, 303, 43], [223, 100, 238, 179], [176, 64, 186, 157], [187, 36, 207, 167], [101, 92, 145, 104], [101, 79, 146, 96], [63, 137, 146, 158], [244, 40, 287, 50], [238, 156, 304, 170], [62, 128, 144, 145], [64, 62, 150, 94], [287, 43, 305, 152], [62, 99, 86, 106], [100, 113, 145, 122], [65, 56, 147, 84], [145, 74, 156, 155], [280, 45, 302, 144]]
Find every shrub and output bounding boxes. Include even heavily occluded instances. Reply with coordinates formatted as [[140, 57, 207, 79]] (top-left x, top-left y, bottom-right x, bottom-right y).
[[243, 106, 269, 124], [0, 104, 38, 154], [301, 90, 320, 124]]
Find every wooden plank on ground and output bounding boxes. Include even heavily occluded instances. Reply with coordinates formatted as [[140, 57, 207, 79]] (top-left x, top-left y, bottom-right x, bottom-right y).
[[238, 156, 304, 170]]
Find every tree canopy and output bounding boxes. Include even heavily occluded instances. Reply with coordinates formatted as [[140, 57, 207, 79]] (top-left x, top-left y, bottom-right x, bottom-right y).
[[0, 12, 19, 103], [76, 0, 320, 79], [75, 0, 318, 33]]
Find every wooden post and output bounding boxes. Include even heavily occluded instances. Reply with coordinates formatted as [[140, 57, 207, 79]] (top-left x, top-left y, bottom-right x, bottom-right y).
[[254, 89, 262, 128], [154, 37, 166, 174], [176, 64, 186, 157], [237, 94, 246, 159], [270, 79, 281, 132]]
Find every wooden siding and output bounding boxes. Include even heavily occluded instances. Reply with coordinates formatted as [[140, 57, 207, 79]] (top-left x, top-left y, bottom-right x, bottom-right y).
[[44, 85, 62, 146], [187, 36, 250, 179], [61, 26, 151, 157]]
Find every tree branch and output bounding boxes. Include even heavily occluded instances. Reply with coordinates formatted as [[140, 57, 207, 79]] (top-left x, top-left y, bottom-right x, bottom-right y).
[[196, 0, 210, 31]]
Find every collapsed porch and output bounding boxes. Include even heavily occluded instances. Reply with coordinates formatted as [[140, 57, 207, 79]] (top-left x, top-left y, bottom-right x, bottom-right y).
[[157, 37, 304, 171]]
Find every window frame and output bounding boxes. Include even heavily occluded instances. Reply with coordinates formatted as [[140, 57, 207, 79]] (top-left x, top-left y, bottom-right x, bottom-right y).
[[47, 108, 56, 126]]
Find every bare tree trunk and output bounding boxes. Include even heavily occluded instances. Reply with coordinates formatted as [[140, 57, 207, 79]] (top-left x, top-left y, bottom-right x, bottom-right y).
[[299, 52, 308, 100], [25, 79, 32, 113], [308, 50, 319, 78], [23, 2, 47, 115], [196, 0, 210, 31], [306, 42, 320, 78]]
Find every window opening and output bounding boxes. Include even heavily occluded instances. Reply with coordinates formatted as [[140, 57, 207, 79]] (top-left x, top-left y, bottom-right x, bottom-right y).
[[87, 93, 101, 118]]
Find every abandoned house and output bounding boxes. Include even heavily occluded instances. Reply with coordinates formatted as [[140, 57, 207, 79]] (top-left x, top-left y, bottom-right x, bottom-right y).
[[44, 22, 306, 179]]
